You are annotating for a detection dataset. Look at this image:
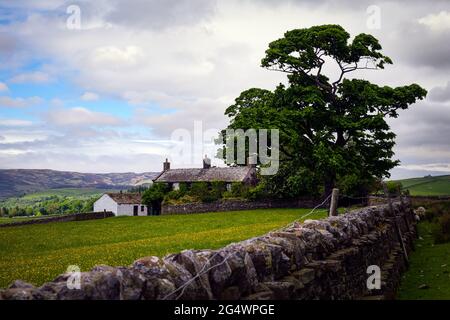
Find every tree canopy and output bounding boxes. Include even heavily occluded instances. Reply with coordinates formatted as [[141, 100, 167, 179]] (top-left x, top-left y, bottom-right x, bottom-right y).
[[219, 25, 427, 198], [142, 183, 169, 205]]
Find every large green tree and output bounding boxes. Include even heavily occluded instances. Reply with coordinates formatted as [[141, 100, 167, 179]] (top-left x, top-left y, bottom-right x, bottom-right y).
[[220, 25, 427, 197]]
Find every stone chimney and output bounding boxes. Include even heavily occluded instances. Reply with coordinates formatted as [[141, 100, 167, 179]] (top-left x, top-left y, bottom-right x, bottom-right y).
[[163, 158, 171, 171], [203, 155, 211, 169]]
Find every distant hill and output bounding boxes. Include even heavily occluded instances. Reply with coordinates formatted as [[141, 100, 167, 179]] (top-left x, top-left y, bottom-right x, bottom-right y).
[[0, 169, 160, 200], [395, 175, 450, 196]]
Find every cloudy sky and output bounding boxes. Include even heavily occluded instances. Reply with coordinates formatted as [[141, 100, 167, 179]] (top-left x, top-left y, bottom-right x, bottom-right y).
[[0, 0, 449, 178]]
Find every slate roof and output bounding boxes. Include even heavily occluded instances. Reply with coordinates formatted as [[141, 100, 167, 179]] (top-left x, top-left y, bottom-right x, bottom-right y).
[[106, 193, 143, 204], [153, 166, 254, 183]]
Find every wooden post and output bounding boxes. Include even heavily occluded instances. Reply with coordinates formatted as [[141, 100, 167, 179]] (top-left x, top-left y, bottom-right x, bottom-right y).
[[383, 182, 409, 264], [397, 184, 411, 235], [397, 185, 405, 207], [329, 188, 339, 217]]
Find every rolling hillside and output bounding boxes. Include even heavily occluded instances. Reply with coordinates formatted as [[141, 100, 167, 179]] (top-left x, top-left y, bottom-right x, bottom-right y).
[[0, 169, 159, 200], [396, 175, 450, 196]]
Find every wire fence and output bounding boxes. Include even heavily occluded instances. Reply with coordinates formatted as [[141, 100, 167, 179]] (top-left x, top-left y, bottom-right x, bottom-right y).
[[162, 192, 333, 300], [161, 190, 407, 300]]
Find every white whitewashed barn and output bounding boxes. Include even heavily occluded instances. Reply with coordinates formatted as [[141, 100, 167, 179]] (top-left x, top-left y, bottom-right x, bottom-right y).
[[93, 193, 148, 216]]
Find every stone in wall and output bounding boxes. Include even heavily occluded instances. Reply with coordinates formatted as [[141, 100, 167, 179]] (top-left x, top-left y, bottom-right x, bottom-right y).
[[162, 198, 319, 215]]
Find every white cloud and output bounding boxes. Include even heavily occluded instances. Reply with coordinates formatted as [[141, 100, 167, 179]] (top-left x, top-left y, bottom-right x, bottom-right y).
[[419, 11, 450, 32], [0, 82, 8, 91], [0, 0, 449, 175], [9, 71, 52, 84], [0, 119, 33, 127], [0, 130, 50, 144], [81, 92, 99, 101], [400, 163, 450, 172], [429, 81, 450, 102], [91, 46, 144, 67], [46, 107, 123, 126], [0, 96, 42, 108]]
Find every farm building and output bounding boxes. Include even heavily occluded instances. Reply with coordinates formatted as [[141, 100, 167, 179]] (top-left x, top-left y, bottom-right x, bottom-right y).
[[152, 156, 257, 190], [93, 193, 149, 216]]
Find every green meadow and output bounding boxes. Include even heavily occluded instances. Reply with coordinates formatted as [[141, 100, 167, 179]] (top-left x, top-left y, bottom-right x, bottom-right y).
[[0, 208, 326, 288], [396, 175, 450, 196], [398, 221, 450, 299]]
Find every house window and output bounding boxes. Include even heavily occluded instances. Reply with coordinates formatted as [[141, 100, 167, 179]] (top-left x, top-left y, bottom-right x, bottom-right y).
[[173, 183, 180, 191], [141, 206, 144, 212], [226, 183, 232, 192]]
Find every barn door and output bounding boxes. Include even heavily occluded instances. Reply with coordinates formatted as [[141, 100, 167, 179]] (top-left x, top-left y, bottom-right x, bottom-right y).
[[133, 205, 138, 216]]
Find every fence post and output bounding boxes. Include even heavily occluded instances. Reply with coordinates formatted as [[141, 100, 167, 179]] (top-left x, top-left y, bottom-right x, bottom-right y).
[[397, 185, 405, 207], [397, 184, 412, 235], [383, 182, 409, 264], [329, 188, 339, 217]]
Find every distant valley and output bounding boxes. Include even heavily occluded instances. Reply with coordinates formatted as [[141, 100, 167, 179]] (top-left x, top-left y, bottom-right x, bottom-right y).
[[0, 169, 160, 200]]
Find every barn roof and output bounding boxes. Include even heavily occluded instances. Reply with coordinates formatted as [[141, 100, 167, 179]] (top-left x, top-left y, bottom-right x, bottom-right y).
[[153, 166, 253, 183], [106, 193, 142, 204]]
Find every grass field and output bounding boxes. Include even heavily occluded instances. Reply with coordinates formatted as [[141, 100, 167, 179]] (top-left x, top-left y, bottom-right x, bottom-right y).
[[396, 175, 450, 196], [0, 213, 79, 225], [397, 221, 450, 299], [0, 208, 327, 288], [0, 187, 113, 207], [0, 216, 43, 224], [20, 188, 112, 199]]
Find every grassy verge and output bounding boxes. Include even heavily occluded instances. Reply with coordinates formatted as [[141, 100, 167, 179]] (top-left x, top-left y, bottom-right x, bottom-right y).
[[0, 208, 327, 288], [397, 221, 450, 299]]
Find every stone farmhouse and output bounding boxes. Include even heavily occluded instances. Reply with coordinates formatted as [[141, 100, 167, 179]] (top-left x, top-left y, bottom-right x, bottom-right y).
[[94, 156, 257, 216], [152, 156, 257, 191]]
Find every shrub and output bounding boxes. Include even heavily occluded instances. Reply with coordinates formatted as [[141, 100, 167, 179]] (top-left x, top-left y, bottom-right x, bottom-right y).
[[188, 182, 218, 203], [164, 195, 199, 205], [142, 183, 169, 205], [385, 181, 403, 196], [164, 190, 184, 201], [433, 213, 450, 244], [189, 182, 209, 197], [179, 182, 189, 195], [211, 181, 226, 199], [222, 191, 236, 199], [246, 183, 266, 200], [230, 182, 248, 198]]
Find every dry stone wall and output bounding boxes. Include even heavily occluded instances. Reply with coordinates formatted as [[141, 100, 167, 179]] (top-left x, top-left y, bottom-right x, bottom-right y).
[[162, 198, 319, 215], [0, 200, 417, 300], [0, 211, 114, 228]]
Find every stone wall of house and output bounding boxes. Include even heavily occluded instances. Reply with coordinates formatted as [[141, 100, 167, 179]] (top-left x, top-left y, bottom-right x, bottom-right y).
[[162, 198, 319, 215], [0, 199, 417, 300], [0, 211, 114, 228]]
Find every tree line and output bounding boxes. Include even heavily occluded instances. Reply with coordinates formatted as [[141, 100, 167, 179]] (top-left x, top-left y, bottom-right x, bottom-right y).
[[0, 195, 99, 218]]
